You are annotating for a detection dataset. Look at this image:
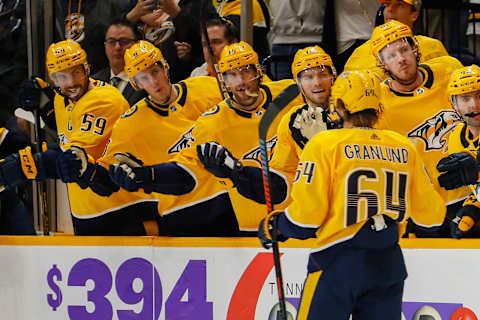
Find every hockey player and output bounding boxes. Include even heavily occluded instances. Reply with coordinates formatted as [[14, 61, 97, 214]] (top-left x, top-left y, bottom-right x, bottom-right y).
[[61, 40, 235, 236], [371, 20, 468, 233], [436, 65, 480, 238], [196, 45, 337, 208], [344, 0, 448, 79], [258, 70, 446, 320], [0, 39, 157, 235], [110, 41, 303, 232]]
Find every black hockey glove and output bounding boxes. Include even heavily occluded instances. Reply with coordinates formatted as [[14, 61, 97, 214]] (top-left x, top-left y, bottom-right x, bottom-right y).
[[18, 77, 55, 111], [109, 153, 155, 194], [197, 142, 244, 186], [258, 210, 287, 249], [450, 205, 480, 239], [437, 152, 478, 190]]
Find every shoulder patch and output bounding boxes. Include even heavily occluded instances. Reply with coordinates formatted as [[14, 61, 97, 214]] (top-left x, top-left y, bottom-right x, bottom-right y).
[[121, 105, 138, 118], [201, 105, 220, 117]]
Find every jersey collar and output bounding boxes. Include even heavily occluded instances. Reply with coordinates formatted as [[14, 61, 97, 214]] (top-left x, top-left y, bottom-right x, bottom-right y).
[[460, 123, 479, 149], [145, 85, 182, 117], [385, 64, 434, 97], [226, 84, 272, 119]]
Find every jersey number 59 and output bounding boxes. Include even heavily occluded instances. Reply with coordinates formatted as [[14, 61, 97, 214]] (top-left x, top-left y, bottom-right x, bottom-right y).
[[80, 113, 107, 136]]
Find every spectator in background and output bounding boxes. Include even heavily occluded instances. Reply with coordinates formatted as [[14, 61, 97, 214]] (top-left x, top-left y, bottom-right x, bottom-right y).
[[93, 19, 147, 106], [215, 0, 271, 62], [267, 0, 331, 80], [127, 0, 214, 82], [190, 18, 239, 78], [334, 0, 379, 73], [58, 1, 134, 74], [344, 0, 448, 80]]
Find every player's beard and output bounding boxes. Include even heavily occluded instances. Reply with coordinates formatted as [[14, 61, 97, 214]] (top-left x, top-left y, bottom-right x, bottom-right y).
[[391, 62, 419, 87], [63, 79, 88, 101]]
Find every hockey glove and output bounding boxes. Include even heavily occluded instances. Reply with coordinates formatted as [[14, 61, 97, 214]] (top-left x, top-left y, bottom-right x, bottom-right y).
[[56, 146, 96, 189], [0, 146, 39, 187], [437, 152, 478, 190], [450, 205, 480, 239], [18, 77, 55, 111], [258, 210, 287, 249], [291, 107, 328, 149], [197, 142, 244, 185], [109, 153, 155, 194]]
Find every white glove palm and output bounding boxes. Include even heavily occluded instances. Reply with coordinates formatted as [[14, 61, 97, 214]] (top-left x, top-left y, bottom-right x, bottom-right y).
[[292, 106, 327, 140]]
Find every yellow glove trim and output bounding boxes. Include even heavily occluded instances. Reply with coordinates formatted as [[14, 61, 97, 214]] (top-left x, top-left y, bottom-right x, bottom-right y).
[[458, 216, 475, 232], [18, 146, 37, 179]]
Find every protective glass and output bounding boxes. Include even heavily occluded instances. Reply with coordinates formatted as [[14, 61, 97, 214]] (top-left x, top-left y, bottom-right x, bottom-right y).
[[50, 65, 86, 88], [379, 38, 416, 64], [105, 38, 136, 47], [222, 65, 260, 85], [454, 91, 480, 108], [298, 66, 333, 83], [132, 63, 167, 88]]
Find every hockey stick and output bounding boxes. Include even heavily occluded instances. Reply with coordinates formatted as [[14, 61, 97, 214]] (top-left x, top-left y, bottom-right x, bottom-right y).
[[200, 0, 229, 100], [258, 84, 299, 320]]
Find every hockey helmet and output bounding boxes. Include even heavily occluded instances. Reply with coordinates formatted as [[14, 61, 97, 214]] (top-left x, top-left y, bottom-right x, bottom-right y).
[[331, 70, 381, 114], [371, 20, 416, 62], [447, 65, 480, 104], [291, 46, 336, 80], [46, 39, 88, 74], [218, 41, 259, 74]]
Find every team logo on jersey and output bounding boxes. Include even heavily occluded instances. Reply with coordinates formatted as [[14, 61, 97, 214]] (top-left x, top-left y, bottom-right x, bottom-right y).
[[255, 109, 264, 117], [416, 88, 425, 95], [242, 136, 278, 165], [170, 105, 177, 113], [168, 127, 195, 154], [407, 110, 461, 150]]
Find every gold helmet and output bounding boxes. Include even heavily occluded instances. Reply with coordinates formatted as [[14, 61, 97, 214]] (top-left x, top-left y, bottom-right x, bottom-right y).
[[371, 20, 415, 61], [379, 0, 422, 11], [46, 39, 88, 74], [124, 40, 169, 89], [447, 65, 480, 104], [218, 41, 259, 74], [331, 70, 381, 114], [291, 46, 335, 80]]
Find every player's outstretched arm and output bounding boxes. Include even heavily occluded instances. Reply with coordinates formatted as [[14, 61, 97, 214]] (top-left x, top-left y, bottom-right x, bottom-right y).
[[197, 142, 288, 204], [109, 153, 196, 195], [0, 145, 61, 187], [56, 146, 120, 196]]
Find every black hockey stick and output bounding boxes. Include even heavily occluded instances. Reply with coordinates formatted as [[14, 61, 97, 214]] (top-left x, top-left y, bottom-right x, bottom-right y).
[[258, 84, 299, 320], [200, 0, 229, 100]]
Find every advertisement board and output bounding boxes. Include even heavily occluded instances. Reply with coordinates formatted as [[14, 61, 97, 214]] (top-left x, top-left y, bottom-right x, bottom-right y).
[[0, 236, 478, 319]]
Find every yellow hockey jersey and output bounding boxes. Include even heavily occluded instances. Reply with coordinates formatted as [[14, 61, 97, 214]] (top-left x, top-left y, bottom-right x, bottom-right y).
[[55, 79, 146, 217], [98, 76, 225, 216], [216, 0, 266, 25], [344, 35, 449, 80], [285, 128, 446, 252], [376, 56, 470, 206], [269, 103, 328, 208], [173, 80, 304, 230]]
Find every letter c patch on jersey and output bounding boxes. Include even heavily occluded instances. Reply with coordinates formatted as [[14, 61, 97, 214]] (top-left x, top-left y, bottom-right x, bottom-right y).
[[407, 110, 461, 151]]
